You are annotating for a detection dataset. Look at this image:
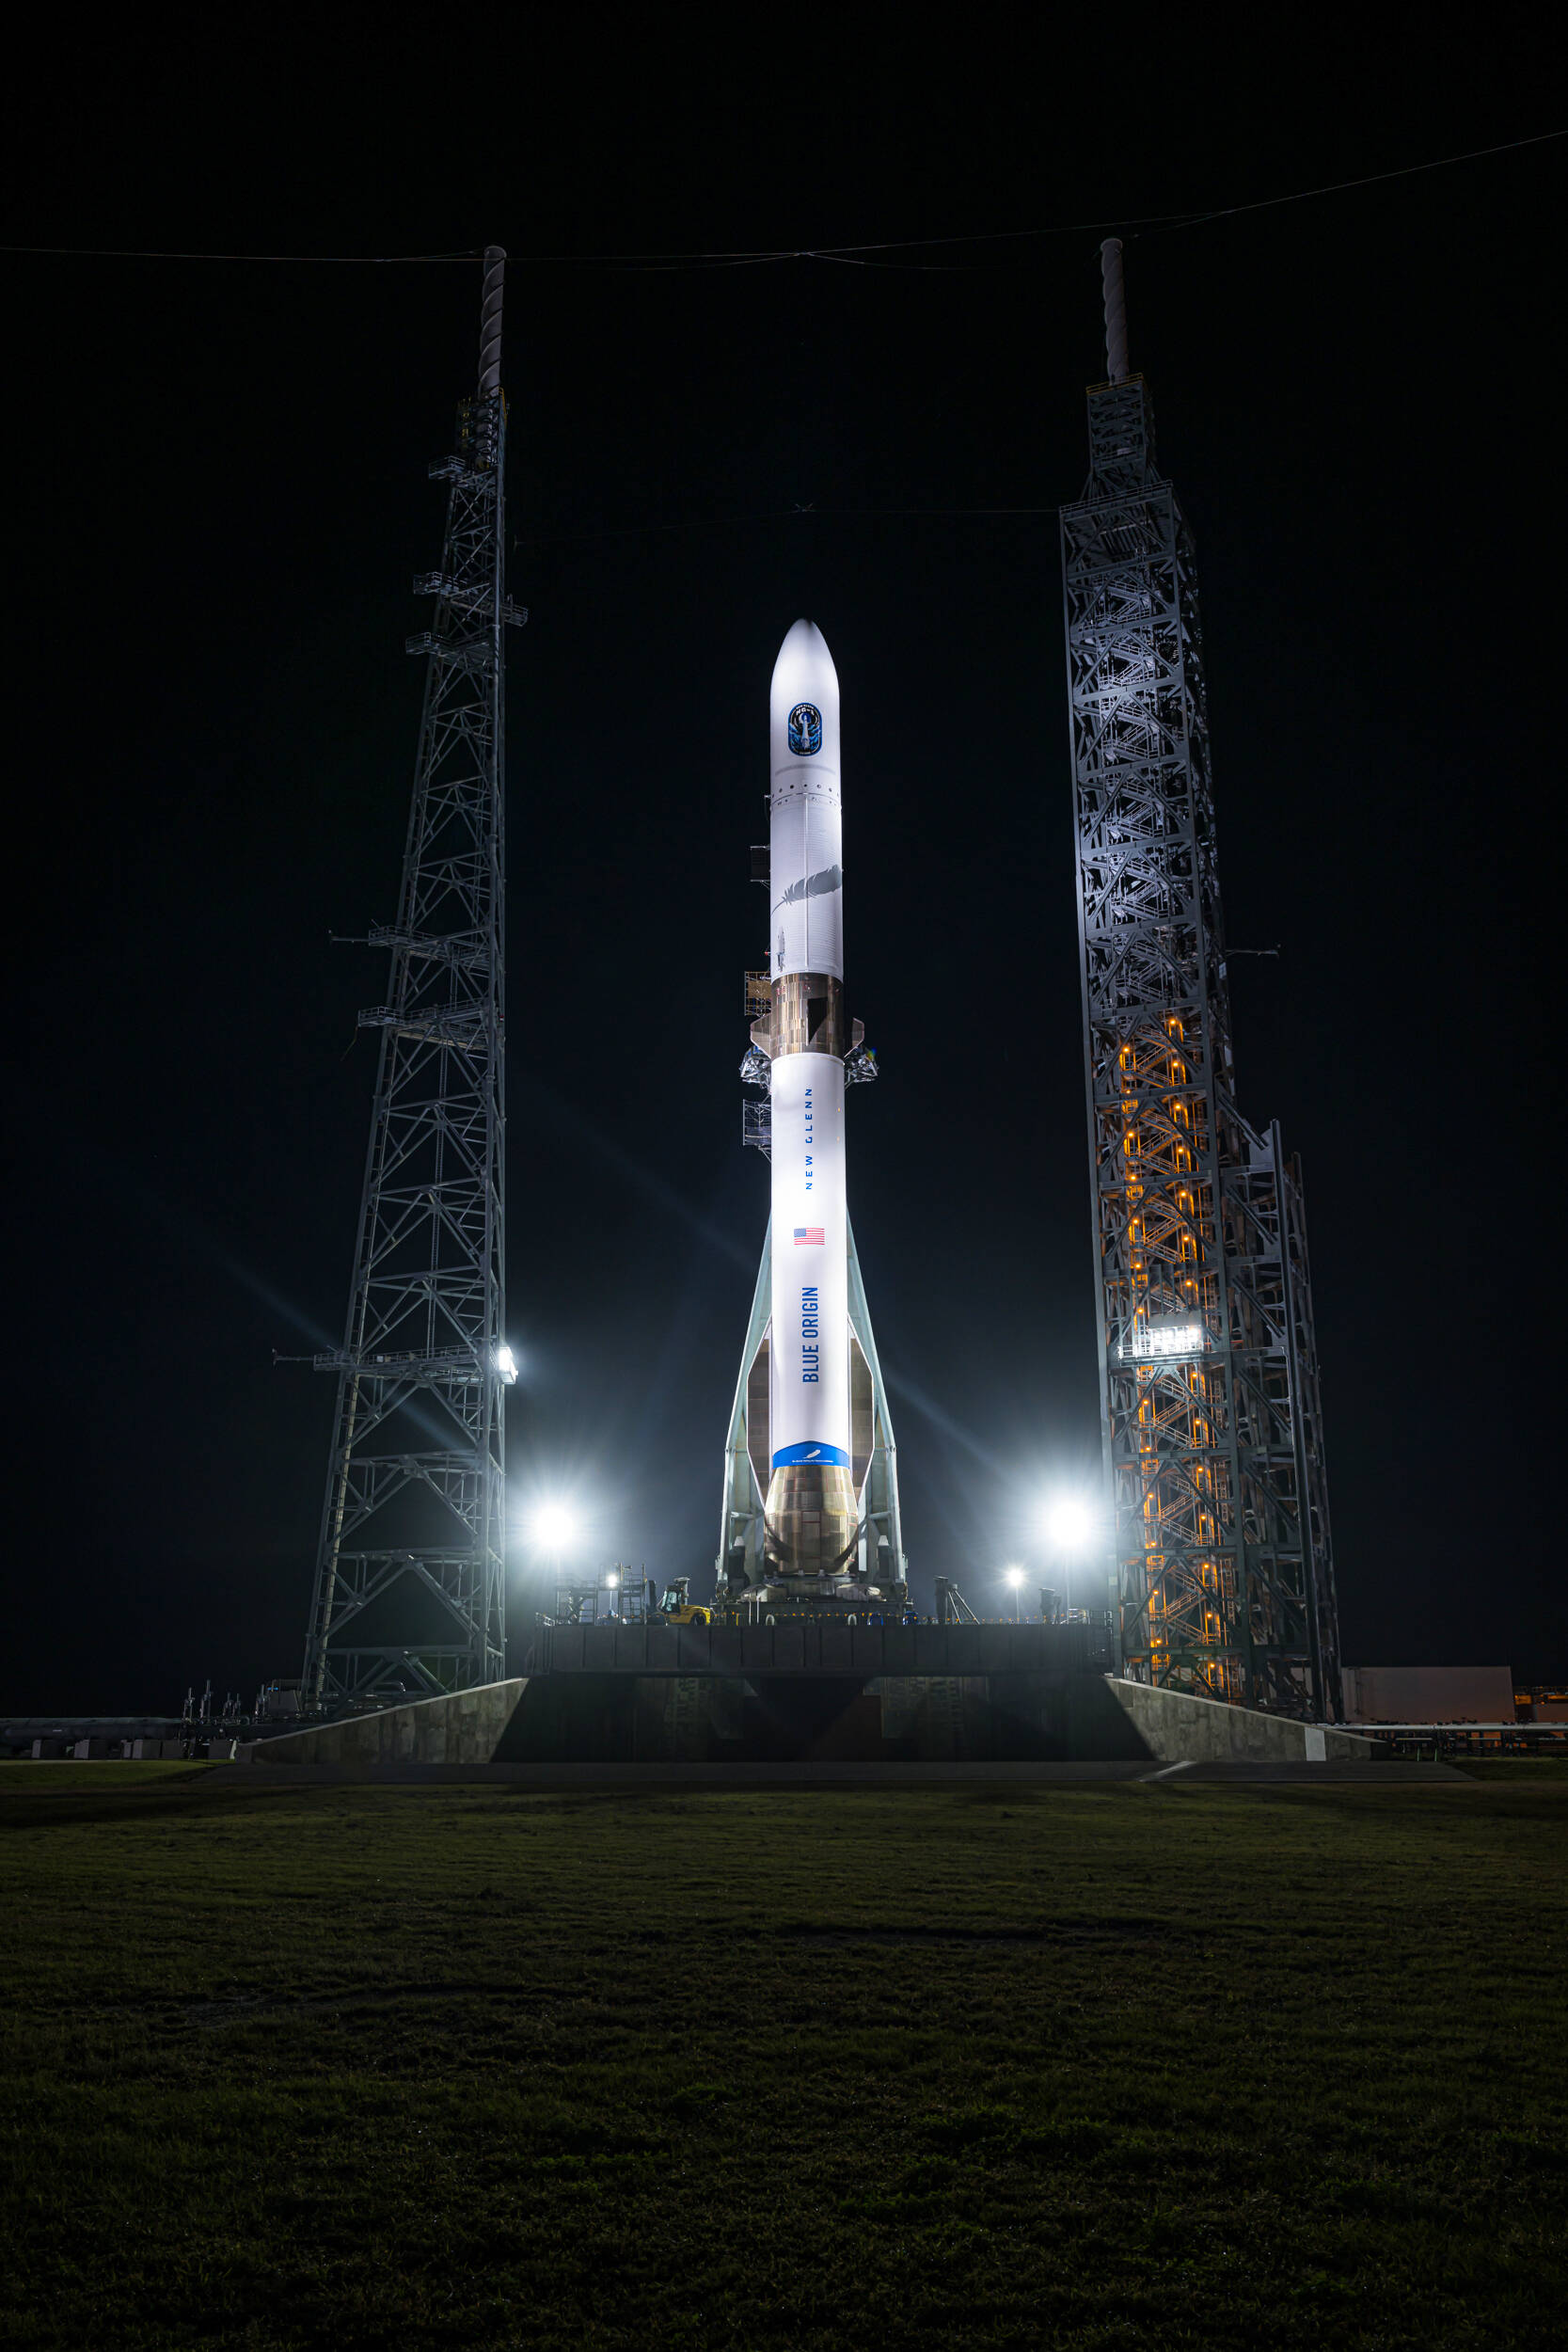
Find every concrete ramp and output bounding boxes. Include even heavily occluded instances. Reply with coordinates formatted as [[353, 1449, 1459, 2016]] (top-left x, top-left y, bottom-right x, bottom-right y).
[[244, 1679, 528, 1767], [1104, 1679, 1379, 1765]]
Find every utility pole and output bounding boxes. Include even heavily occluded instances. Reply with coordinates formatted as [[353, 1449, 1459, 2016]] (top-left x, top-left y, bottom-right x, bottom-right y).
[[1059, 240, 1341, 1720], [301, 248, 524, 1709]]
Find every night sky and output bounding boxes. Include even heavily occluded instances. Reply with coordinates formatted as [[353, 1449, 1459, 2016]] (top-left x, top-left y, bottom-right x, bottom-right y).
[[4, 19, 1560, 1710]]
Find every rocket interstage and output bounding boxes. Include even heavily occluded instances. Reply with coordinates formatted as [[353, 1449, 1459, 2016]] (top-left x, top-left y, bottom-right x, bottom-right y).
[[753, 620, 860, 1583]]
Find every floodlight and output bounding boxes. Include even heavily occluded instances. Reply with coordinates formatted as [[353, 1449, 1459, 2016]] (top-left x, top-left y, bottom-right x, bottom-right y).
[[1120, 1320, 1205, 1359], [531, 1502, 577, 1550], [495, 1343, 519, 1383], [1004, 1565, 1025, 1589], [1043, 1496, 1096, 1551]]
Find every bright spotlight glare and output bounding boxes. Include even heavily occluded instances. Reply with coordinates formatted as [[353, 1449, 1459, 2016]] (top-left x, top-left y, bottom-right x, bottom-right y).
[[531, 1502, 577, 1550], [605, 1571, 620, 1590], [1043, 1497, 1095, 1551], [1004, 1565, 1024, 1589], [495, 1343, 518, 1383]]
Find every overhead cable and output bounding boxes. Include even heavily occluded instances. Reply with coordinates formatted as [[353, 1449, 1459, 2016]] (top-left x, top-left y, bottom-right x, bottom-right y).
[[1, 126, 1560, 271]]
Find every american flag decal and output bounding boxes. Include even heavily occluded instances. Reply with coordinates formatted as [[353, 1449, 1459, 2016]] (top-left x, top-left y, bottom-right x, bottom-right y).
[[793, 1226, 825, 1246]]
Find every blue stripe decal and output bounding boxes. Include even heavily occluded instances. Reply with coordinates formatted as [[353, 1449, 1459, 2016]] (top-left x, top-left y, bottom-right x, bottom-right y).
[[770, 1441, 850, 1469]]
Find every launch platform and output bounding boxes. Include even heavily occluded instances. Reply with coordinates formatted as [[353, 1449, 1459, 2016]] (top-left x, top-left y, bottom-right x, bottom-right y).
[[531, 1616, 1109, 1680], [240, 1631, 1379, 1771]]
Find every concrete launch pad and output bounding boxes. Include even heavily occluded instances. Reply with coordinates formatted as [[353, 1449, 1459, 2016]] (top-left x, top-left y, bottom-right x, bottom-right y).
[[242, 1645, 1381, 1771]]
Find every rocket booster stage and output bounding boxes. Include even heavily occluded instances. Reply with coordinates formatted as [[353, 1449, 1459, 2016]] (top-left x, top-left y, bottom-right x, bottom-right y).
[[754, 621, 858, 1581]]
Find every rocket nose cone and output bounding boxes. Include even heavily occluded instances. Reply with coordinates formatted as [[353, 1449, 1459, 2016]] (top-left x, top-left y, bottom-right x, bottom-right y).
[[770, 617, 839, 713], [780, 616, 827, 660]]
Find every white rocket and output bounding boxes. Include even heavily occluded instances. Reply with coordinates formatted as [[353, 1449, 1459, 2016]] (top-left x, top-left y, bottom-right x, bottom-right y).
[[752, 620, 860, 1582]]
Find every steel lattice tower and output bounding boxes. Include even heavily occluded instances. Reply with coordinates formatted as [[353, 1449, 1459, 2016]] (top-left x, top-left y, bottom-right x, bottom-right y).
[[1059, 241, 1340, 1720], [302, 248, 524, 1708]]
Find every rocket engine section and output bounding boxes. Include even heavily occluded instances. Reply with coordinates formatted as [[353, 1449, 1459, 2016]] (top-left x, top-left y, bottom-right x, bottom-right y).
[[753, 621, 861, 1585]]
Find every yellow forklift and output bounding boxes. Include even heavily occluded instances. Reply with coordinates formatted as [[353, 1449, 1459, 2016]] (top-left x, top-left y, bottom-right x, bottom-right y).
[[658, 1577, 711, 1628]]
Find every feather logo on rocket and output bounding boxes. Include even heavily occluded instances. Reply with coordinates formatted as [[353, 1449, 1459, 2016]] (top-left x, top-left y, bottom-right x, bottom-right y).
[[787, 702, 822, 755]]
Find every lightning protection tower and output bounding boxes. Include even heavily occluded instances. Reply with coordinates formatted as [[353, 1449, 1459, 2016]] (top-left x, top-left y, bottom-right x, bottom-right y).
[[301, 248, 525, 1709], [1059, 240, 1340, 1719]]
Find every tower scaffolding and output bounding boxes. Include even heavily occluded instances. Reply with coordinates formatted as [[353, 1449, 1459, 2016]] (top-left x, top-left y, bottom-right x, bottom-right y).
[[1059, 241, 1340, 1719], [300, 248, 525, 1708]]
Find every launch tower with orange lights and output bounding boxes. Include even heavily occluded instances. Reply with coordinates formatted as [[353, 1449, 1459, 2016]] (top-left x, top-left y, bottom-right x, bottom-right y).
[[1059, 241, 1340, 1719]]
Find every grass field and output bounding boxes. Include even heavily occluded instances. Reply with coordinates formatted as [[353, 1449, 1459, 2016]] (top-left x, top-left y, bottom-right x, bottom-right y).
[[3, 1764, 1565, 2349]]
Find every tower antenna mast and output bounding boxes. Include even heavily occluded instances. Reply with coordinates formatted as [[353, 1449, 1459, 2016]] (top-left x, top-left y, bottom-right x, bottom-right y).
[[1060, 239, 1341, 1719], [301, 246, 525, 1708]]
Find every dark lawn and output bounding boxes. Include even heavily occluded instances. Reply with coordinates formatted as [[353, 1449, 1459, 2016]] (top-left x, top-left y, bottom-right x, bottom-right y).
[[3, 1765, 1564, 2348]]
